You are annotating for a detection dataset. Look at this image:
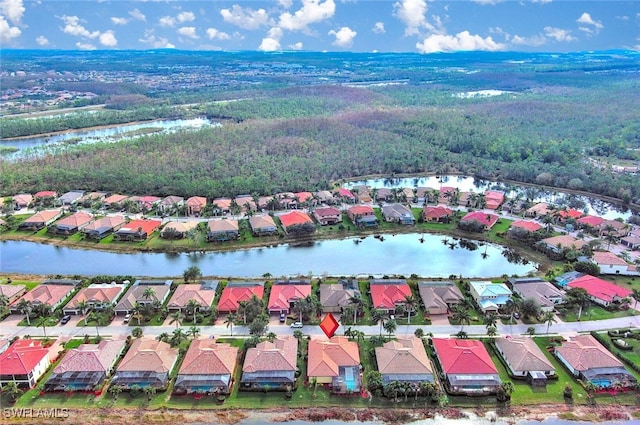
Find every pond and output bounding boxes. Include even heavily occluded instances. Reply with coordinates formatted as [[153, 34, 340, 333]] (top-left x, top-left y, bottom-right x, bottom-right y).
[[0, 117, 218, 159], [0, 233, 535, 278]]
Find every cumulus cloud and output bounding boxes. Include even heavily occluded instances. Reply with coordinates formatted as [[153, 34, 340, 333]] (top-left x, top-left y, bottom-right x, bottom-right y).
[[259, 26, 282, 51], [111, 17, 129, 25], [472, 0, 502, 5], [220, 5, 270, 30], [577, 12, 603, 35], [177, 26, 198, 39], [76, 41, 96, 50], [511, 34, 547, 47], [278, 0, 335, 32], [36, 35, 49, 46], [416, 31, 505, 53], [206, 27, 230, 40], [139, 32, 175, 48], [372, 22, 385, 34], [278, 0, 293, 8], [393, 0, 433, 36], [289, 41, 303, 50], [99, 30, 117, 46], [129, 8, 146, 22], [0, 16, 21, 43], [59, 15, 100, 38], [159, 16, 176, 27], [329, 26, 356, 48], [544, 26, 577, 42], [1, 0, 25, 24], [177, 11, 195, 23]]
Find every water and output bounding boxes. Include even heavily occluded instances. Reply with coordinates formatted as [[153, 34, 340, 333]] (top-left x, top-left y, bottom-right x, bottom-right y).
[[0, 117, 218, 159], [0, 233, 535, 278]]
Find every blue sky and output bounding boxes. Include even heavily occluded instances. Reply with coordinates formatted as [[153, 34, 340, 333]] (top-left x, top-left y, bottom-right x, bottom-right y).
[[1, 0, 639, 52]]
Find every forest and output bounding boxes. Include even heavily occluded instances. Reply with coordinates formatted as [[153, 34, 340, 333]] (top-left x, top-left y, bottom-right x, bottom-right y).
[[0, 50, 639, 205]]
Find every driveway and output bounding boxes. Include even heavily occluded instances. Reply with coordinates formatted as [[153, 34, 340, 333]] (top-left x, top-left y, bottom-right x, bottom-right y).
[[2, 314, 25, 327], [430, 314, 451, 325]]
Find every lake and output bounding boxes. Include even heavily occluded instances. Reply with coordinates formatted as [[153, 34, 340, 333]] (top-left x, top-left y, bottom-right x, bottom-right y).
[[0, 233, 535, 278]]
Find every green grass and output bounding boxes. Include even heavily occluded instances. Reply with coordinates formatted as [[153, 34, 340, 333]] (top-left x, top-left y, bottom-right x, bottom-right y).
[[561, 305, 635, 322], [7, 279, 41, 290]]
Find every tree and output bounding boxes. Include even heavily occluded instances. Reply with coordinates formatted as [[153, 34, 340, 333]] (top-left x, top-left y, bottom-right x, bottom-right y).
[[486, 325, 498, 337], [484, 311, 499, 330], [293, 329, 304, 341], [36, 304, 52, 338], [404, 295, 417, 324], [383, 318, 397, 339], [186, 299, 200, 325], [131, 302, 143, 326], [519, 297, 541, 320], [131, 327, 143, 338], [348, 293, 364, 324], [108, 384, 123, 401], [503, 298, 521, 325], [183, 266, 202, 283], [566, 287, 591, 321], [17, 298, 33, 326], [542, 311, 557, 335], [188, 326, 201, 339], [631, 289, 640, 310], [2, 381, 24, 402], [170, 328, 187, 346], [371, 309, 385, 336], [225, 313, 238, 336], [143, 385, 156, 401], [142, 287, 157, 302], [156, 332, 170, 343], [76, 300, 89, 316], [238, 301, 249, 325], [451, 304, 472, 332], [414, 328, 424, 339], [266, 331, 277, 342], [249, 314, 269, 337], [169, 311, 184, 328]]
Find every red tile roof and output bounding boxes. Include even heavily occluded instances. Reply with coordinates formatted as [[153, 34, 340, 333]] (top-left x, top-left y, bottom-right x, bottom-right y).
[[577, 215, 605, 227], [347, 205, 374, 216], [370, 282, 412, 310], [307, 337, 360, 378], [336, 188, 355, 199], [294, 192, 313, 203], [268, 284, 311, 311], [0, 339, 50, 375], [179, 340, 238, 375], [314, 207, 341, 217], [186, 196, 207, 207], [460, 211, 499, 228], [243, 337, 297, 373], [279, 211, 313, 228], [484, 191, 504, 210], [17, 284, 74, 307], [54, 211, 94, 228], [53, 339, 125, 373], [422, 205, 453, 220], [510, 220, 542, 232], [218, 284, 264, 313], [557, 209, 583, 219], [432, 338, 497, 374], [567, 275, 631, 303], [24, 209, 62, 224], [119, 219, 162, 234], [34, 191, 57, 198], [592, 251, 629, 266]]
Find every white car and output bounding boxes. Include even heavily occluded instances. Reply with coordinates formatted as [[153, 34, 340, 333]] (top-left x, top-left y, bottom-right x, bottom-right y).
[[290, 322, 303, 328], [123, 313, 132, 324]]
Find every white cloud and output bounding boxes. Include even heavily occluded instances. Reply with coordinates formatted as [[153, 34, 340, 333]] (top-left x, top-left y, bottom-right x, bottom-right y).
[[393, 0, 430, 36], [99, 30, 117, 47], [278, 0, 335, 32], [531, 0, 553, 3], [220, 5, 270, 30], [544, 26, 577, 42], [577, 12, 603, 29], [289, 41, 303, 50], [416, 31, 505, 53], [129, 9, 146, 22], [372, 22, 385, 34], [511, 34, 547, 47], [111, 17, 129, 25], [206, 27, 230, 40], [329, 26, 356, 48], [177, 26, 198, 39], [177, 11, 195, 23], [35, 35, 49, 46], [0, 16, 21, 43], [159, 16, 176, 27], [139, 32, 175, 49], [278, 0, 293, 7], [76, 41, 96, 50], [1, 0, 25, 24], [472, 0, 502, 5], [259, 26, 282, 51], [59, 15, 100, 38]]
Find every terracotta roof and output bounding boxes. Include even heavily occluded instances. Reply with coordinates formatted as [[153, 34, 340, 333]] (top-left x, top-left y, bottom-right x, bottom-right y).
[[207, 219, 239, 232], [0, 284, 26, 300], [218, 283, 264, 312], [66, 283, 126, 308], [186, 196, 207, 207], [540, 235, 587, 249], [13, 193, 33, 205], [160, 195, 184, 206], [422, 205, 453, 220], [161, 221, 199, 234], [268, 284, 311, 310], [577, 215, 605, 227], [567, 275, 631, 303], [556, 209, 583, 219], [54, 211, 94, 228], [82, 215, 126, 232], [243, 337, 297, 373], [138, 195, 161, 204], [167, 283, 216, 309], [510, 220, 542, 232], [376, 337, 432, 375], [249, 214, 277, 230], [460, 211, 499, 228], [592, 251, 629, 267], [117, 338, 178, 373], [555, 335, 623, 371], [0, 339, 50, 375], [308, 337, 360, 378], [484, 191, 504, 209], [314, 207, 341, 218], [23, 209, 62, 224], [103, 194, 128, 204], [370, 280, 412, 310], [213, 198, 232, 210], [279, 211, 313, 228], [179, 340, 238, 375], [527, 203, 551, 215], [347, 205, 374, 216], [34, 191, 57, 198], [17, 283, 74, 306], [117, 219, 162, 234], [53, 339, 125, 374], [335, 188, 355, 199], [495, 337, 555, 373], [294, 192, 313, 203], [432, 338, 498, 375]]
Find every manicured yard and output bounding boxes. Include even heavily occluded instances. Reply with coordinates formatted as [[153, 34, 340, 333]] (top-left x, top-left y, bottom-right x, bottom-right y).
[[560, 304, 635, 322]]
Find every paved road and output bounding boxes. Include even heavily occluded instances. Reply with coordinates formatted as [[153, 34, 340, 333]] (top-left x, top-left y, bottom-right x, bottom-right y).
[[2, 314, 638, 340]]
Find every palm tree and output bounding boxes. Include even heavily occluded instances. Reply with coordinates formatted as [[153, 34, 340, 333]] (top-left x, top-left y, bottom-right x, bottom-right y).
[[36, 304, 52, 337], [2, 381, 24, 402], [171, 328, 187, 346], [143, 385, 156, 401], [108, 384, 123, 401], [17, 299, 33, 326], [484, 311, 499, 330], [156, 332, 170, 343], [186, 299, 200, 325], [383, 318, 397, 339], [567, 288, 591, 321], [404, 295, 417, 324], [486, 326, 498, 337], [183, 266, 202, 283], [503, 298, 520, 325], [348, 293, 364, 324], [76, 300, 89, 316], [169, 310, 184, 328], [266, 331, 277, 342], [542, 311, 556, 334], [131, 327, 143, 338], [371, 309, 385, 336], [142, 287, 157, 302], [188, 326, 201, 339], [631, 289, 640, 311], [132, 302, 143, 326], [224, 313, 238, 336], [238, 301, 249, 325], [451, 304, 472, 332]]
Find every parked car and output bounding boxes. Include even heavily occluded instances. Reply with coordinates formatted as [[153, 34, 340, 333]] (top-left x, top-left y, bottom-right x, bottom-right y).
[[290, 322, 303, 328], [279, 313, 286, 323], [123, 313, 132, 324], [60, 315, 71, 325]]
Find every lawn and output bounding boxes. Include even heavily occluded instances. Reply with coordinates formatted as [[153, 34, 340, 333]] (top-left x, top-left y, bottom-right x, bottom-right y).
[[5, 279, 41, 291], [560, 304, 635, 322]]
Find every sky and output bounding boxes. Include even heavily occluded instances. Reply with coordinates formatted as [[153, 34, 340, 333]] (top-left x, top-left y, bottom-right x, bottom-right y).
[[1, 0, 639, 53]]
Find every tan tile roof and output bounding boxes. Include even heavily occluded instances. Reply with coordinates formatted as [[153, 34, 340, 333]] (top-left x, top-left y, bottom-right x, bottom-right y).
[[53, 339, 125, 373], [161, 221, 199, 234], [207, 219, 239, 232], [117, 338, 179, 373], [495, 337, 555, 373], [66, 284, 126, 308], [541, 235, 588, 249], [19, 284, 74, 306], [249, 214, 277, 230], [167, 283, 216, 309], [243, 337, 297, 373], [319, 284, 357, 309], [115, 284, 171, 311], [418, 282, 464, 312], [375, 337, 432, 375], [555, 335, 623, 371], [308, 337, 360, 378], [24, 209, 62, 224], [54, 211, 94, 228], [0, 284, 26, 300], [179, 340, 238, 375]]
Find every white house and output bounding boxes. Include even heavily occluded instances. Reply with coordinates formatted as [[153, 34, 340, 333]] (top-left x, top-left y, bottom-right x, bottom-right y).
[[469, 281, 512, 313]]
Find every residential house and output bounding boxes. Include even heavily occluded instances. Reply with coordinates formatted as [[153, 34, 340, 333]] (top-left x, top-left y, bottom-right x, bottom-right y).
[[590, 251, 638, 276], [268, 280, 311, 315], [111, 338, 179, 390], [160, 220, 199, 239], [137, 195, 161, 212], [460, 211, 499, 230], [468, 281, 512, 313], [308, 337, 361, 394], [313, 207, 342, 226], [421, 205, 453, 223], [351, 185, 372, 203], [235, 195, 256, 212], [597, 219, 629, 238], [553, 271, 584, 288], [508, 278, 565, 312], [494, 337, 555, 386], [206, 219, 239, 241], [113, 219, 162, 241], [402, 187, 415, 203], [63, 283, 127, 315], [241, 337, 298, 390], [103, 194, 129, 209], [375, 188, 394, 202], [417, 281, 464, 316], [577, 215, 605, 230], [217, 282, 265, 314], [458, 191, 471, 207], [12, 193, 33, 209], [334, 188, 356, 203], [509, 220, 543, 234], [212, 198, 232, 214], [18, 209, 63, 230], [537, 235, 588, 255], [58, 190, 85, 206], [33, 191, 57, 206], [258, 196, 276, 211], [77, 191, 107, 207], [158, 195, 184, 215], [319, 279, 360, 313], [43, 339, 126, 391], [279, 211, 315, 234], [294, 191, 314, 205], [186, 196, 207, 216], [484, 191, 504, 210], [369, 279, 412, 314], [382, 204, 415, 225], [174, 340, 238, 395], [314, 190, 335, 205], [554, 334, 637, 388], [114, 280, 172, 315], [376, 336, 434, 386], [49, 211, 93, 235], [81, 215, 126, 240], [621, 234, 640, 250], [249, 214, 278, 236], [275, 192, 297, 209], [432, 338, 501, 395], [0, 283, 27, 304], [416, 187, 437, 204], [10, 280, 80, 313], [0, 339, 52, 388], [166, 281, 218, 313], [438, 187, 457, 204], [555, 209, 583, 222], [525, 203, 551, 218], [347, 205, 378, 228], [566, 275, 632, 307]]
